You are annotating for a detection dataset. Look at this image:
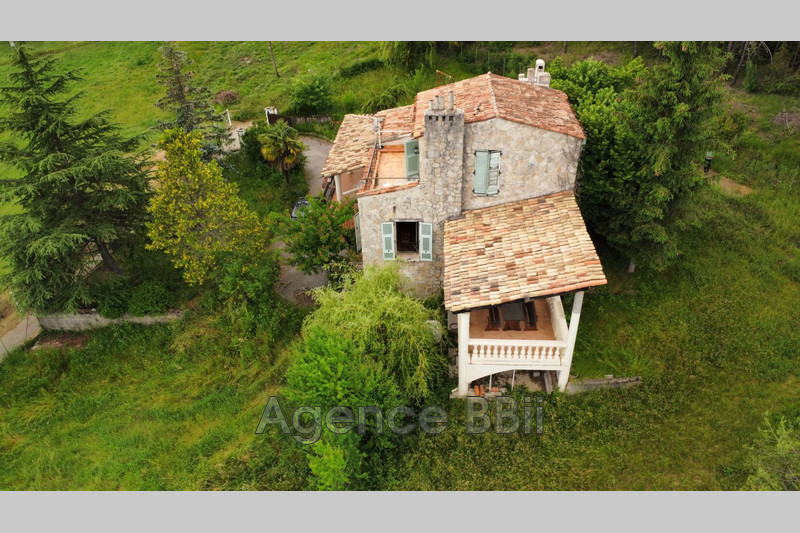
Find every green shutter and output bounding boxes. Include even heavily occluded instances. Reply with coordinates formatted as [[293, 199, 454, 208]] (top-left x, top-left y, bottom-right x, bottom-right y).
[[381, 222, 395, 260], [419, 222, 433, 262], [487, 151, 501, 195], [354, 213, 361, 253], [473, 150, 489, 195], [404, 139, 419, 180]]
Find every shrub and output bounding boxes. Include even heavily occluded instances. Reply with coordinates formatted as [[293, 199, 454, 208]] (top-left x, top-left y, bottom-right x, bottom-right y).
[[213, 90, 239, 105], [270, 195, 356, 275], [338, 58, 384, 78], [361, 78, 410, 114], [340, 91, 358, 114], [304, 264, 447, 405], [285, 327, 400, 489], [287, 76, 333, 116], [128, 281, 174, 316], [744, 416, 800, 490], [744, 60, 758, 93], [90, 274, 132, 319], [240, 122, 268, 163]]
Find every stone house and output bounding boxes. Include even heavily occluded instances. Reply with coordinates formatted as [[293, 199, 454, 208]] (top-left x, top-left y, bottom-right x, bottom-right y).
[[320, 61, 607, 395]]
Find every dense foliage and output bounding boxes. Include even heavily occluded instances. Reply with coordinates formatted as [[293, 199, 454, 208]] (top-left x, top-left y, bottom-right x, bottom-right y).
[[303, 265, 447, 405], [285, 327, 401, 489], [283, 266, 447, 488], [0, 45, 152, 313], [286, 76, 333, 116], [146, 129, 265, 285], [270, 195, 356, 275], [552, 42, 726, 270], [744, 416, 800, 490]]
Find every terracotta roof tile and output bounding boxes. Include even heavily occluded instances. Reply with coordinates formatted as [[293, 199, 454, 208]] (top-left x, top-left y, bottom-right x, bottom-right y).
[[412, 73, 585, 140], [320, 114, 375, 178], [375, 105, 414, 137], [323, 73, 584, 179], [443, 192, 606, 312]]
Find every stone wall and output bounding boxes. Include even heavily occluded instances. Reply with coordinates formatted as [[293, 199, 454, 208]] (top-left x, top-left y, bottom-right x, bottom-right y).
[[38, 311, 183, 332], [461, 118, 582, 211], [357, 107, 464, 297]]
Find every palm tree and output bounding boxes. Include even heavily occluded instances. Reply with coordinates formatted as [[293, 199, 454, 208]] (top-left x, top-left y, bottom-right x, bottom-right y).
[[257, 119, 305, 184]]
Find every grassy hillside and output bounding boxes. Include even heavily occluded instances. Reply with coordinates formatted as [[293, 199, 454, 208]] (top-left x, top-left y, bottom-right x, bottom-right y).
[[0, 42, 798, 490]]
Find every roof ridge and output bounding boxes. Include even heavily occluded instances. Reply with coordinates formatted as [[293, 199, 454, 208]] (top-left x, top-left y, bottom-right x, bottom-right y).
[[486, 72, 500, 117]]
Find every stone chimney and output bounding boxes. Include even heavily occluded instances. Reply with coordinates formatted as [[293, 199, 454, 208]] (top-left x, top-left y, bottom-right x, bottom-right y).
[[420, 89, 463, 213], [519, 59, 551, 88]]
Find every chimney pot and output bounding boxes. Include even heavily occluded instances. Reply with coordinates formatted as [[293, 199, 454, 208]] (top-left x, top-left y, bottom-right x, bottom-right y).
[[429, 99, 434, 111], [448, 90, 454, 110]]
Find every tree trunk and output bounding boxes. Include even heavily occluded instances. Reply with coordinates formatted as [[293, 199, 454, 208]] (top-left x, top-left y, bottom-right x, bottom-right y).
[[721, 41, 735, 73], [269, 41, 280, 79], [731, 41, 749, 86], [96, 239, 123, 274], [563, 41, 568, 54], [627, 258, 636, 274], [633, 41, 638, 58]]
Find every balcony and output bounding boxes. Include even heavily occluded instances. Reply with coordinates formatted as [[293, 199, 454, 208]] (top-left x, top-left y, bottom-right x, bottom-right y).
[[459, 296, 567, 372]]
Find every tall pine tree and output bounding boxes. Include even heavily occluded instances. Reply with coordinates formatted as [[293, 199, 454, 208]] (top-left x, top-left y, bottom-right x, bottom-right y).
[[618, 41, 726, 270], [0, 45, 152, 313], [552, 43, 726, 271], [154, 43, 228, 155]]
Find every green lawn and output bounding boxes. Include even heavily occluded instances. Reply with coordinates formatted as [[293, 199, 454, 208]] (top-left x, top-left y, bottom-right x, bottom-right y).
[[0, 42, 799, 490]]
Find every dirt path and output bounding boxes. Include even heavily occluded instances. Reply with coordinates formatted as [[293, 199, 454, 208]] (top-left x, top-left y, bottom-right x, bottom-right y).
[[708, 170, 753, 196], [275, 136, 333, 305]]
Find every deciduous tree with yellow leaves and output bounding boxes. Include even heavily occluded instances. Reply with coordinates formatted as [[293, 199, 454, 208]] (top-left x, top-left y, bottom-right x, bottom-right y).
[[147, 129, 264, 285]]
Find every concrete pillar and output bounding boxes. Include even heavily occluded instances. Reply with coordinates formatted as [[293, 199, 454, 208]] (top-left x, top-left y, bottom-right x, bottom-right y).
[[457, 311, 471, 396], [333, 174, 342, 202], [557, 291, 584, 392]]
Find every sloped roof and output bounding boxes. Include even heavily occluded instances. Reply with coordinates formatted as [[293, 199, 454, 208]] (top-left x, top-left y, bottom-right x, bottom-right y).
[[443, 191, 606, 312], [412, 73, 585, 140], [320, 114, 375, 178], [321, 72, 584, 179], [376, 104, 414, 137]]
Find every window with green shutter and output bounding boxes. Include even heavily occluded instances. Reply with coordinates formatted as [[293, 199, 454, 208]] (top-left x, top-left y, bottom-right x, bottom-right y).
[[404, 138, 419, 180], [419, 223, 433, 262], [381, 222, 395, 260], [473, 150, 488, 194], [474, 150, 501, 196], [487, 151, 501, 195]]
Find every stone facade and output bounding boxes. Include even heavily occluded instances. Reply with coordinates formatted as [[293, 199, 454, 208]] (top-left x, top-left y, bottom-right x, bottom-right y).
[[462, 118, 582, 211], [357, 106, 464, 297], [357, 105, 582, 298]]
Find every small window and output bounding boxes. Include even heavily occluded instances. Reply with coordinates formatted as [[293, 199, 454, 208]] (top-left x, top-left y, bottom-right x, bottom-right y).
[[473, 150, 501, 196], [396, 221, 418, 252]]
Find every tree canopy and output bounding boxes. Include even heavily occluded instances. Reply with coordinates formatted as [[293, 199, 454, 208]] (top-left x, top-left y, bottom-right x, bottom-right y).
[[0, 45, 152, 313], [303, 264, 447, 405], [257, 119, 306, 185], [146, 129, 264, 285], [551, 42, 726, 270], [270, 194, 355, 275], [154, 43, 228, 155]]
